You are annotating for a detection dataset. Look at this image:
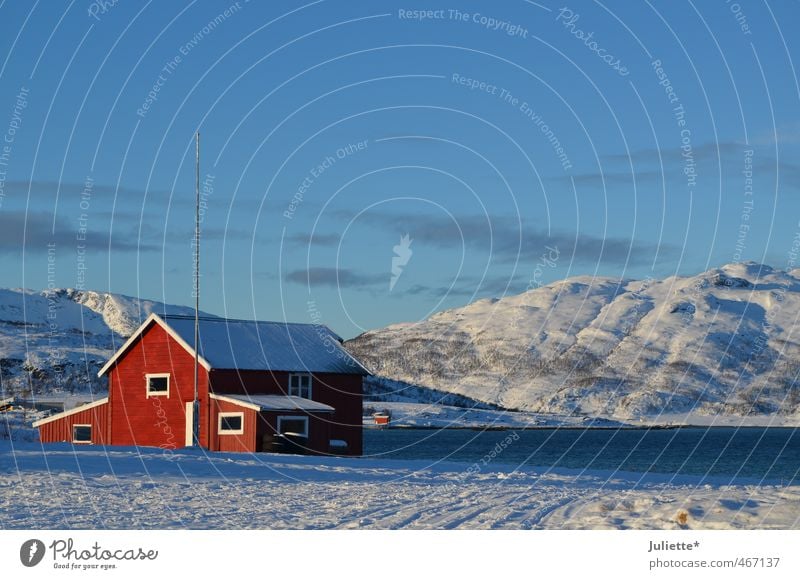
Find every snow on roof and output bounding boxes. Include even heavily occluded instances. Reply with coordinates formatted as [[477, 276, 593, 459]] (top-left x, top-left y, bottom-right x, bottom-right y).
[[98, 313, 370, 376], [211, 393, 335, 413], [162, 315, 369, 374]]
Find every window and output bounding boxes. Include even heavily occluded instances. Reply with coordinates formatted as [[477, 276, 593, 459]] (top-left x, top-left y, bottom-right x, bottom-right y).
[[72, 424, 92, 443], [146, 373, 170, 397], [277, 416, 308, 438], [288, 373, 312, 399], [218, 412, 244, 435]]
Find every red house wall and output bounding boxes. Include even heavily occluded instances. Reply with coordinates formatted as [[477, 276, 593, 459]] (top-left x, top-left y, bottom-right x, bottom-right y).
[[209, 370, 284, 395], [107, 322, 209, 449], [208, 398, 332, 454], [209, 398, 257, 453], [210, 370, 363, 455], [313, 372, 363, 456], [37, 401, 110, 445]]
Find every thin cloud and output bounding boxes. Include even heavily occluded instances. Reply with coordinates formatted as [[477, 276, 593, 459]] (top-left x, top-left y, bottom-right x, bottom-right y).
[[347, 210, 669, 266], [0, 211, 157, 252], [285, 267, 384, 288], [601, 141, 745, 164], [550, 141, 752, 188], [557, 169, 664, 187], [597, 142, 800, 190], [400, 277, 528, 299], [284, 232, 341, 248]]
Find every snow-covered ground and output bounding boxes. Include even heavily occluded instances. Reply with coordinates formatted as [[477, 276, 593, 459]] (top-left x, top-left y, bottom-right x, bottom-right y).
[[2, 441, 797, 530]]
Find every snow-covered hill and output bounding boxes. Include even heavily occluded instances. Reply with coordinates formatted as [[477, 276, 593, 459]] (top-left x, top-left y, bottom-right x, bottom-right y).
[[346, 262, 800, 420], [7, 262, 800, 423], [0, 288, 201, 396], [0, 287, 495, 413]]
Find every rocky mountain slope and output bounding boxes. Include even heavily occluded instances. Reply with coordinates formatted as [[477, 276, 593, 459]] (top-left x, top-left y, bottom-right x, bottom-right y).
[[346, 263, 800, 420], [0, 288, 199, 396]]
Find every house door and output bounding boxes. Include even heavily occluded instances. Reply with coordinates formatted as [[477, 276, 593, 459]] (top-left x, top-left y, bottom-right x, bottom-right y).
[[185, 402, 193, 446]]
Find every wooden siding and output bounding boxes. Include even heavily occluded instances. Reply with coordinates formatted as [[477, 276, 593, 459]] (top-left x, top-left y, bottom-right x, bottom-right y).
[[210, 369, 363, 455], [312, 372, 363, 456], [208, 369, 285, 395], [39, 318, 364, 455], [107, 322, 210, 449], [209, 398, 257, 452], [37, 401, 110, 445]]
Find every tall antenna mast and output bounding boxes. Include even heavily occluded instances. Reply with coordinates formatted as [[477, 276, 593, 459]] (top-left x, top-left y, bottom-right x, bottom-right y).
[[193, 131, 201, 447]]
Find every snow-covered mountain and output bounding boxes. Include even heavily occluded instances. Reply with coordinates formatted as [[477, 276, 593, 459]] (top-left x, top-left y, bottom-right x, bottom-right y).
[[346, 263, 800, 420], [0, 288, 200, 396], [0, 286, 493, 410], [7, 262, 800, 422]]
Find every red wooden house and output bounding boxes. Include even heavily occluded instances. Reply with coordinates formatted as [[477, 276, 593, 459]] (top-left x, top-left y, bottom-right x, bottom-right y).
[[34, 314, 370, 455]]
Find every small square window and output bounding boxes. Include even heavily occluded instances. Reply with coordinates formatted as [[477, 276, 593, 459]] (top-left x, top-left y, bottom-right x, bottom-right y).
[[218, 412, 244, 435], [146, 374, 169, 397], [288, 374, 312, 399], [72, 425, 92, 443]]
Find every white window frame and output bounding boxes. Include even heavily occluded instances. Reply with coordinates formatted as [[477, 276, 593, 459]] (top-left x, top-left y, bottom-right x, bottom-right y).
[[145, 373, 170, 398], [218, 412, 244, 435], [72, 424, 92, 444], [288, 373, 312, 399], [277, 415, 309, 438]]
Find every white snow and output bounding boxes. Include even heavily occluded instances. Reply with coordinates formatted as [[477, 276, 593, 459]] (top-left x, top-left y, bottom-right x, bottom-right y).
[[219, 394, 335, 412], [6, 264, 800, 427], [348, 262, 800, 421], [1, 441, 797, 530], [0, 289, 365, 400], [162, 315, 367, 374]]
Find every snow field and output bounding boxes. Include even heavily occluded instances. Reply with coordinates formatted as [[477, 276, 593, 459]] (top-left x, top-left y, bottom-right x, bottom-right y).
[[2, 442, 797, 530]]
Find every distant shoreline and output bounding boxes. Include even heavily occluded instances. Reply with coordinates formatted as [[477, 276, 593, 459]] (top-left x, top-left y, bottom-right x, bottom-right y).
[[366, 423, 799, 431]]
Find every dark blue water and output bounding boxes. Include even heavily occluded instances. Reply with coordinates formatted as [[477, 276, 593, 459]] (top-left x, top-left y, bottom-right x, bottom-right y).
[[364, 427, 800, 482]]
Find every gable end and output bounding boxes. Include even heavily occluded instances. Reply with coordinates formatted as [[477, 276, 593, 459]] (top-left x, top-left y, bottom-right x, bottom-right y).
[[97, 313, 212, 377]]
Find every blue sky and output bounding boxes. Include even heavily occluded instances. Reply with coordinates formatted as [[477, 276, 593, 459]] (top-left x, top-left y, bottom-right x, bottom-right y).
[[0, 0, 798, 338]]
